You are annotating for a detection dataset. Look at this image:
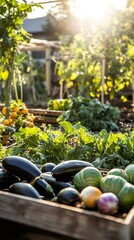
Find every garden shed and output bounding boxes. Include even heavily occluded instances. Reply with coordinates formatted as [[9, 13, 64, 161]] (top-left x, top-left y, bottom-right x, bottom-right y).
[[19, 38, 60, 96]]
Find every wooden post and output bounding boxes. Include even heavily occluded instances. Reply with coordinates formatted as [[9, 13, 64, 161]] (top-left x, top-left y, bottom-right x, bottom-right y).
[[60, 81, 63, 99], [28, 51, 36, 102], [46, 47, 51, 96], [101, 58, 106, 104]]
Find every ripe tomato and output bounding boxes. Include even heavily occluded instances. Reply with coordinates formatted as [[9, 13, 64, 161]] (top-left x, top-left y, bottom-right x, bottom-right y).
[[10, 112, 18, 118], [8, 118, 14, 124], [1, 107, 7, 116], [3, 119, 10, 126], [21, 108, 28, 114], [13, 106, 20, 113]]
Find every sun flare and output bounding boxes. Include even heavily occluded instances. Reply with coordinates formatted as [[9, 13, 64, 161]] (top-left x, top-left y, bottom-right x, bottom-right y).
[[27, 0, 127, 20], [70, 0, 127, 20]]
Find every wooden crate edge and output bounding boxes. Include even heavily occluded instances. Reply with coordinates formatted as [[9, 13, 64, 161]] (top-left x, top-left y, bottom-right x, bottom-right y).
[[0, 190, 132, 240]]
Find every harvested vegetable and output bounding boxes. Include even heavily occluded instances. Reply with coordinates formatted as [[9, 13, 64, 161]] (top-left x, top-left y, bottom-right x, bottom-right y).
[[57, 187, 81, 206], [118, 182, 134, 212], [125, 164, 134, 185], [80, 186, 102, 209], [107, 168, 129, 182], [73, 166, 102, 192], [100, 175, 126, 196], [97, 192, 119, 215]]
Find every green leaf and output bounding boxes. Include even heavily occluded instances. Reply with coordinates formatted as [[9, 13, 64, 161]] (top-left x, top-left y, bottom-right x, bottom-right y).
[[60, 121, 74, 135]]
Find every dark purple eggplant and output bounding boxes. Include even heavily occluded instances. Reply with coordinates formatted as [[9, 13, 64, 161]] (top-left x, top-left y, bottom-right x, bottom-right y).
[[57, 187, 81, 206], [40, 162, 56, 173], [9, 182, 41, 199], [32, 176, 55, 199], [2, 156, 41, 181], [41, 172, 73, 194], [0, 169, 20, 189], [52, 160, 93, 180]]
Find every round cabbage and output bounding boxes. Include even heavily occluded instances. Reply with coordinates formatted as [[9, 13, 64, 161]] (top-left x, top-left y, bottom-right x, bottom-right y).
[[125, 164, 134, 185], [73, 166, 102, 192], [107, 168, 129, 182], [118, 182, 134, 212], [100, 175, 126, 196]]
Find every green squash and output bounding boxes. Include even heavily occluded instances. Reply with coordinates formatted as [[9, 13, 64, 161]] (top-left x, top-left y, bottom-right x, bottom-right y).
[[100, 175, 126, 196], [125, 164, 134, 185], [73, 166, 102, 192], [118, 182, 134, 212], [107, 168, 129, 182]]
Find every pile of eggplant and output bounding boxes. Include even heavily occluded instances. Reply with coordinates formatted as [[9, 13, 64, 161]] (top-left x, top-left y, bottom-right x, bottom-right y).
[[0, 156, 93, 205]]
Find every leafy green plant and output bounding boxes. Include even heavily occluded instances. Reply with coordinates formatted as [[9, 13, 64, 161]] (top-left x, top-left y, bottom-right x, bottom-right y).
[[47, 98, 72, 111], [57, 96, 120, 131], [10, 126, 42, 163], [0, 143, 12, 160], [3, 121, 134, 169]]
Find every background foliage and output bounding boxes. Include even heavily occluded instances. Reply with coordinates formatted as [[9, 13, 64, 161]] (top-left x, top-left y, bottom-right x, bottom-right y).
[[54, 3, 134, 102]]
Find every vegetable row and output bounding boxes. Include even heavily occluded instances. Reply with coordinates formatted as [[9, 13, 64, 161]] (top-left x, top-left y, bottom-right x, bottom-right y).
[[2, 122, 134, 170], [0, 156, 134, 217]]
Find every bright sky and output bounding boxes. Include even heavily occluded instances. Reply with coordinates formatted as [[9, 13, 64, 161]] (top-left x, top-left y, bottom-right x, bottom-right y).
[[28, 0, 127, 19], [71, 0, 127, 20]]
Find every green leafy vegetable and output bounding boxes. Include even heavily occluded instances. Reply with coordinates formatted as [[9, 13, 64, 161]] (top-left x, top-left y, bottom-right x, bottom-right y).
[[0, 121, 131, 170], [56, 96, 120, 131]]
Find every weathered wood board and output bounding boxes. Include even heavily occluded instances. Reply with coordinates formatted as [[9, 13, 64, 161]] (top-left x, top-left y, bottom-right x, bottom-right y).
[[28, 109, 63, 124], [0, 190, 133, 240], [28, 109, 63, 116]]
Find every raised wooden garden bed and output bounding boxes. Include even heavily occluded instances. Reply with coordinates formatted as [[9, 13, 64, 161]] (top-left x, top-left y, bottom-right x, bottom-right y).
[[28, 108, 63, 124], [0, 190, 133, 240]]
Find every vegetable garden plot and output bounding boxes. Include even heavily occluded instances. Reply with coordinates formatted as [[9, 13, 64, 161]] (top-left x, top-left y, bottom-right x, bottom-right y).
[[0, 100, 133, 240]]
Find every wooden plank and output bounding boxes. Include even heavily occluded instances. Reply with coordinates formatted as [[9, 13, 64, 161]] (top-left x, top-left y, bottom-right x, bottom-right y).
[[0, 190, 132, 240], [0, 218, 71, 240], [124, 207, 134, 240], [34, 116, 58, 124], [28, 109, 63, 124], [28, 109, 63, 116]]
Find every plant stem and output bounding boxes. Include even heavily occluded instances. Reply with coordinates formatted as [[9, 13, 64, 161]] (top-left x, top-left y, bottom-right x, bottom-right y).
[[5, 52, 15, 118], [13, 67, 19, 102]]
